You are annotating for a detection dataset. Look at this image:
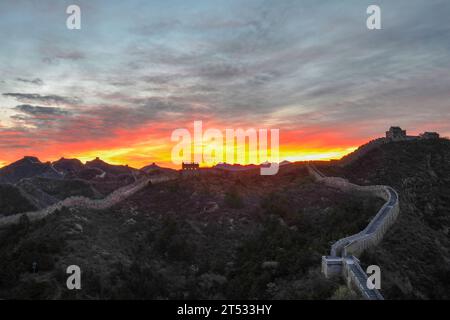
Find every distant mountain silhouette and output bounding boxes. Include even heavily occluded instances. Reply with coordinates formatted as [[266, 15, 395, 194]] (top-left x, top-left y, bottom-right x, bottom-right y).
[[0, 156, 177, 185], [141, 162, 177, 175], [0, 156, 61, 184], [85, 157, 138, 176], [53, 158, 84, 174], [213, 160, 291, 171], [213, 163, 259, 171]]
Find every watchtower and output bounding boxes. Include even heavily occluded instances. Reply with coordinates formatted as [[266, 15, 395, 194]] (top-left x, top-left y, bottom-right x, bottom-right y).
[[386, 126, 407, 141], [182, 162, 199, 171], [181, 162, 200, 175]]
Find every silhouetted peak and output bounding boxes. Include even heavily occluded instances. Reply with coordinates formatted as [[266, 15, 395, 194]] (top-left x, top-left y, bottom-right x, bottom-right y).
[[22, 156, 41, 163], [54, 157, 83, 165]]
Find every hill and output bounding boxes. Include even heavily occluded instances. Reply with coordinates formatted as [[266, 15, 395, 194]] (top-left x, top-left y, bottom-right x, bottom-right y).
[[1, 139, 449, 299], [0, 157, 61, 184], [0, 157, 155, 213], [0, 164, 382, 299], [141, 162, 177, 176], [18, 177, 100, 202], [319, 138, 450, 299], [0, 184, 37, 216], [85, 157, 137, 176], [52, 158, 84, 175]]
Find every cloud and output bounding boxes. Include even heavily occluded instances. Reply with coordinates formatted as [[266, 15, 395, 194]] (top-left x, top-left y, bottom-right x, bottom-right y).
[[3, 93, 82, 105], [16, 78, 44, 85], [0, 128, 32, 150], [55, 51, 85, 60], [13, 104, 69, 116], [196, 61, 247, 80], [1, 0, 450, 166], [4, 96, 194, 145], [121, 0, 450, 120], [42, 48, 86, 65], [10, 104, 71, 129]]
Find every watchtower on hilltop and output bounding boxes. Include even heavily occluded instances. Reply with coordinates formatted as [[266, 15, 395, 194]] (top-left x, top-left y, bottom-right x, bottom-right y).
[[386, 126, 407, 141], [182, 162, 199, 171]]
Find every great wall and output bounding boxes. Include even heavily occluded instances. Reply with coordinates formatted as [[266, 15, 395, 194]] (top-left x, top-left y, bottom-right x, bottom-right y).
[[307, 164, 399, 300], [1, 126, 436, 299], [0, 175, 172, 229], [308, 126, 443, 299], [339, 126, 441, 166]]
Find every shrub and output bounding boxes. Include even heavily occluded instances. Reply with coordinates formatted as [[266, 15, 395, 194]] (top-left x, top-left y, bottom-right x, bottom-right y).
[[224, 189, 244, 209]]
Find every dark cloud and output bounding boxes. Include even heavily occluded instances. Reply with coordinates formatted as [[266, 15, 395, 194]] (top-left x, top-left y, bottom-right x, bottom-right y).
[[141, 74, 180, 85], [3, 93, 82, 105], [10, 104, 71, 129], [42, 48, 86, 65], [55, 51, 85, 60], [13, 104, 69, 116], [4, 96, 197, 144], [16, 78, 44, 85], [196, 62, 247, 80]]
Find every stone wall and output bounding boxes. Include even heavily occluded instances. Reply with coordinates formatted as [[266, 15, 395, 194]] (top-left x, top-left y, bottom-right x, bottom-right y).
[[308, 164, 399, 300], [0, 175, 172, 229], [342, 256, 384, 300]]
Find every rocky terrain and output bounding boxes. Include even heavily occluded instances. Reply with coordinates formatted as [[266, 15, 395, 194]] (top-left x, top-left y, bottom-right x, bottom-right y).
[[0, 156, 61, 184], [1, 138, 449, 300], [0, 162, 382, 299], [0, 157, 148, 216]]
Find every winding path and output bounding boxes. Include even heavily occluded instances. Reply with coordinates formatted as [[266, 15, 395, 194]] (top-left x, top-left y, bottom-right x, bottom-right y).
[[308, 164, 400, 300], [0, 175, 173, 229]]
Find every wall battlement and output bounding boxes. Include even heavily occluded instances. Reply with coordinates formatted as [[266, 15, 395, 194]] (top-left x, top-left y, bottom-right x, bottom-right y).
[[308, 164, 399, 300]]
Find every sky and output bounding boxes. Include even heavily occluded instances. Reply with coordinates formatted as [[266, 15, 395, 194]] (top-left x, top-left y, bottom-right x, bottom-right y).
[[0, 0, 449, 168]]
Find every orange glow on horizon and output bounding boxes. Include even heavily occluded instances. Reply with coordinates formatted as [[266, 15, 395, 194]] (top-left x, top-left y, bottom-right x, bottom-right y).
[[282, 146, 357, 163], [65, 134, 359, 169], [0, 121, 363, 169], [0, 144, 358, 169]]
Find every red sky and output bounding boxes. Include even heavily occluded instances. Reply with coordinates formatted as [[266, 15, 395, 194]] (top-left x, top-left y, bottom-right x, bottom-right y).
[[0, 117, 366, 169], [1, 1, 449, 169]]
